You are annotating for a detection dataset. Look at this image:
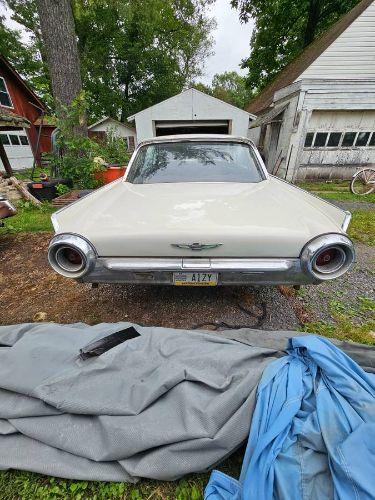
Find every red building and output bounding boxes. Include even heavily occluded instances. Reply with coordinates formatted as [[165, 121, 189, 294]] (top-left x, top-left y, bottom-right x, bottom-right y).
[[0, 55, 54, 172]]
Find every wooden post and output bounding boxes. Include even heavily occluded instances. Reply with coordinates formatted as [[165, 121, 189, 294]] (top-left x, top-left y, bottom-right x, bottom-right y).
[[0, 139, 13, 176], [9, 176, 42, 207]]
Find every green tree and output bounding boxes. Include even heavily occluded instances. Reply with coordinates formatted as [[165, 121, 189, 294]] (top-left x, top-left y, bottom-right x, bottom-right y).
[[73, 0, 215, 121], [211, 71, 252, 108], [194, 71, 252, 109], [4, 0, 214, 120], [231, 0, 361, 94], [0, 1, 51, 105]]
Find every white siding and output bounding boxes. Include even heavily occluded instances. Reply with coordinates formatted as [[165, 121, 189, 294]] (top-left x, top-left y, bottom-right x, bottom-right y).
[[298, 2, 375, 80], [130, 89, 252, 142], [89, 118, 136, 140], [300, 110, 375, 169], [0, 129, 34, 171]]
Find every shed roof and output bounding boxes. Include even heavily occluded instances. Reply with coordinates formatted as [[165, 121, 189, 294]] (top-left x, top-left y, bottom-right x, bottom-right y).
[[0, 55, 46, 112], [0, 108, 30, 129], [88, 116, 135, 131], [246, 0, 373, 115], [128, 88, 256, 121]]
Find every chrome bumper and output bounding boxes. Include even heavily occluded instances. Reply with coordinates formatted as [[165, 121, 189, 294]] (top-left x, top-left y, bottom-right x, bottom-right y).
[[77, 257, 319, 286]]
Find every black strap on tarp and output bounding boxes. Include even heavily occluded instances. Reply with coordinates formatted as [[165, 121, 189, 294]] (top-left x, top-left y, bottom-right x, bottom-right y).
[[79, 326, 140, 360]]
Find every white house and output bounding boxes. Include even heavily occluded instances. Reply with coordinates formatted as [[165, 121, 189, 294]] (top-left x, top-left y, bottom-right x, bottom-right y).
[[88, 117, 137, 151], [128, 88, 255, 142], [247, 0, 375, 181]]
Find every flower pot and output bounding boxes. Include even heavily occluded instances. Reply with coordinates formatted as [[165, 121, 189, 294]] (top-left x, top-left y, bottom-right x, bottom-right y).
[[95, 166, 126, 185]]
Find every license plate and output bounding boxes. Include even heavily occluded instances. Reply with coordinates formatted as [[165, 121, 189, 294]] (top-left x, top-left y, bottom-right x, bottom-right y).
[[173, 272, 218, 286]]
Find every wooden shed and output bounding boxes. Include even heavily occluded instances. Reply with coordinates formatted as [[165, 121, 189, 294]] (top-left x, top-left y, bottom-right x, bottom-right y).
[[247, 0, 375, 181]]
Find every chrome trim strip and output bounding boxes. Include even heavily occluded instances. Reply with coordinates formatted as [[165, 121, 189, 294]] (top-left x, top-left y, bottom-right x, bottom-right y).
[[342, 211, 352, 232], [103, 257, 295, 272], [75, 256, 311, 286]]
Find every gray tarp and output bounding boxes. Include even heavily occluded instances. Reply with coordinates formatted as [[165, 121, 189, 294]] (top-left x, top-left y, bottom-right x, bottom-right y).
[[0, 322, 373, 482]]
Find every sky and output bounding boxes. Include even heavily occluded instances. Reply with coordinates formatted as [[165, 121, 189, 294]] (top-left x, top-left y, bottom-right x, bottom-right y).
[[2, 0, 254, 85], [202, 0, 254, 84]]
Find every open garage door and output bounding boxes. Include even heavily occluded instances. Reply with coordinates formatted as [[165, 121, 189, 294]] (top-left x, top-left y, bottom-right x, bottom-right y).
[[155, 120, 230, 136]]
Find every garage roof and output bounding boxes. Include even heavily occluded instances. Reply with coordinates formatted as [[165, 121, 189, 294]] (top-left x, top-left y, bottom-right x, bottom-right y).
[[128, 88, 256, 121]]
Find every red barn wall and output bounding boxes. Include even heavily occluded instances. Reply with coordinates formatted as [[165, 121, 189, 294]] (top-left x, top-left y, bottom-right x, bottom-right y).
[[0, 63, 50, 164]]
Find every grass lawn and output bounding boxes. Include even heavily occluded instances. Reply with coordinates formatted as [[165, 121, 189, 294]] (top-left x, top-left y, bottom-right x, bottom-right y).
[[348, 209, 375, 245], [0, 202, 55, 234], [297, 180, 375, 203], [0, 472, 210, 500], [301, 295, 375, 346], [0, 184, 373, 499]]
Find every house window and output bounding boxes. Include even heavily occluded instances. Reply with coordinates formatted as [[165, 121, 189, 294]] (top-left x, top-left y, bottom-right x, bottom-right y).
[[342, 132, 357, 147], [305, 130, 375, 149], [127, 135, 135, 151], [355, 132, 371, 147], [0, 133, 10, 145], [304, 132, 314, 147], [0, 77, 13, 108], [9, 135, 20, 145], [327, 132, 341, 147], [19, 135, 29, 145], [313, 132, 328, 147]]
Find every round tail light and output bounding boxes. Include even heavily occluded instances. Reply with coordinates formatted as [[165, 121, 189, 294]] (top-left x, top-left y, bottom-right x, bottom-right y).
[[301, 234, 355, 281], [48, 234, 96, 279], [55, 246, 85, 273], [313, 246, 346, 274]]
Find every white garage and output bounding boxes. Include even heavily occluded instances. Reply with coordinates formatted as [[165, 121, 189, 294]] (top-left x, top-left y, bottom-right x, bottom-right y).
[[128, 88, 255, 142], [0, 128, 34, 170]]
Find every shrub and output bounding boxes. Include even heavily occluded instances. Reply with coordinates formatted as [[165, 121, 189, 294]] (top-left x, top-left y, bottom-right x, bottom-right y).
[[49, 94, 131, 189]]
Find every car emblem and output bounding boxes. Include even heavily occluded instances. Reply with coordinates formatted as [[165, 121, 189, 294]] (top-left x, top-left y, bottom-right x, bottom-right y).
[[171, 242, 223, 251]]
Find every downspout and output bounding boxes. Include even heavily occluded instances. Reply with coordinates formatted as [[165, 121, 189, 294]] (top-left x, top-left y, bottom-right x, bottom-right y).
[[29, 102, 46, 180]]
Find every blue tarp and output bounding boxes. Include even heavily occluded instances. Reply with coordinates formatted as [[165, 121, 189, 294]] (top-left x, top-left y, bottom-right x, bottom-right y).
[[205, 335, 375, 500]]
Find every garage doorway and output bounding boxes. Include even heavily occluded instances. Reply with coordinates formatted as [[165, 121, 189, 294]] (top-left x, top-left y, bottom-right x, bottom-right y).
[[155, 120, 230, 136]]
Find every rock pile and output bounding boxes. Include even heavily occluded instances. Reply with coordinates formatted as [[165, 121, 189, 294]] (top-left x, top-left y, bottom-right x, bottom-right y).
[[0, 176, 25, 202]]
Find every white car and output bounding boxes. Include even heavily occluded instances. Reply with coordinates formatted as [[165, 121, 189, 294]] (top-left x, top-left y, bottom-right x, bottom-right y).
[[48, 135, 355, 287]]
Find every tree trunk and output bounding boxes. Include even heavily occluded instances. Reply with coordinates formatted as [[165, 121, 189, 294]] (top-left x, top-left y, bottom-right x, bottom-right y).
[[120, 82, 130, 122], [36, 0, 87, 135], [303, 0, 321, 47]]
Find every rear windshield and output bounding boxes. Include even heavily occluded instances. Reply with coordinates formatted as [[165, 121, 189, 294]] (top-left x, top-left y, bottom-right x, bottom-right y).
[[127, 141, 264, 184]]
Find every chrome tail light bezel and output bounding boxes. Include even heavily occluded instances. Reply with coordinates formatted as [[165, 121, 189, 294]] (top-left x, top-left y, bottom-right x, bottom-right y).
[[48, 233, 97, 278], [300, 233, 355, 281]]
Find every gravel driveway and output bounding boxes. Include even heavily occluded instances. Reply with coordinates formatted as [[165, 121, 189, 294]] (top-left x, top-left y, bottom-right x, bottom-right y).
[[0, 233, 301, 330], [1, 233, 373, 332], [323, 199, 374, 211], [296, 243, 375, 324]]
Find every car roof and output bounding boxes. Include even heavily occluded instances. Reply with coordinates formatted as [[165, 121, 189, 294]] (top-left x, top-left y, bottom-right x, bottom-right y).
[[138, 134, 255, 146]]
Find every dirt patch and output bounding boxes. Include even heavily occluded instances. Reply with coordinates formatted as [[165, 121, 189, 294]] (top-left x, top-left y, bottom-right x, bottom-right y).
[[3, 233, 372, 333], [0, 232, 300, 330]]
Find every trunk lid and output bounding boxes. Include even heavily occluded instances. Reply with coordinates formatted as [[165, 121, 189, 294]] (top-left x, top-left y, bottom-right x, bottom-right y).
[[55, 178, 346, 258]]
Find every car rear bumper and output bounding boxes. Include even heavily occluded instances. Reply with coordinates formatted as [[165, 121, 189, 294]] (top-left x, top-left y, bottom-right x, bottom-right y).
[[77, 257, 319, 286]]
